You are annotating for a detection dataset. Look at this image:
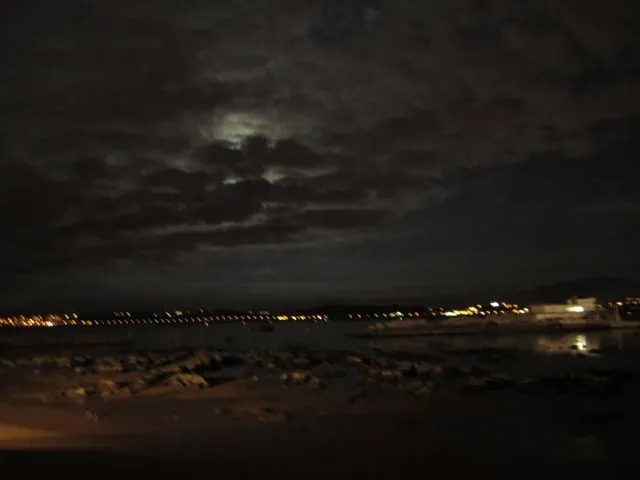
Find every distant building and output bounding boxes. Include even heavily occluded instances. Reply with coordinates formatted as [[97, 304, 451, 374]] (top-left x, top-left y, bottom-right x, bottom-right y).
[[529, 297, 597, 321]]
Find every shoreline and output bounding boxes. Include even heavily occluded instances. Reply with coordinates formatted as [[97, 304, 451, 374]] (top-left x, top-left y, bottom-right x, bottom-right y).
[[1, 342, 640, 472], [350, 322, 640, 339]]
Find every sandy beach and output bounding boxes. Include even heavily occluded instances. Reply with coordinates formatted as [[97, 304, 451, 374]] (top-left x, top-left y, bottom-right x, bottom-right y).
[[1, 343, 640, 477]]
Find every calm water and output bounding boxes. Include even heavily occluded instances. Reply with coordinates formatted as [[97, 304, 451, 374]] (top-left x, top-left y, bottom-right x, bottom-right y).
[[2, 322, 640, 378], [3, 321, 640, 356]]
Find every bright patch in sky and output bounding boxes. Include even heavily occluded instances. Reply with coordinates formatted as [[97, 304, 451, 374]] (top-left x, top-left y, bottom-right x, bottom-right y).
[[206, 111, 282, 149], [262, 166, 287, 184], [222, 175, 242, 185]]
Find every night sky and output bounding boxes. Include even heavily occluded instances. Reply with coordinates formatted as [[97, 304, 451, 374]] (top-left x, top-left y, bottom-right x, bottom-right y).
[[1, 0, 639, 311]]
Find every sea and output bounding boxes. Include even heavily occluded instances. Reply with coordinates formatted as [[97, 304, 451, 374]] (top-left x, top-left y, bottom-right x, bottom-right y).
[[2, 320, 640, 369]]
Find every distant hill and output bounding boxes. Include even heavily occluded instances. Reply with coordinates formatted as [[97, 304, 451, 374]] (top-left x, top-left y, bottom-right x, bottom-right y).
[[436, 277, 640, 306], [307, 277, 640, 311], [301, 304, 426, 314], [510, 277, 640, 304]]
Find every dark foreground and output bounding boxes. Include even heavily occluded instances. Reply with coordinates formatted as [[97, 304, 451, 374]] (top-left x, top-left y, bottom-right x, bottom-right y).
[[0, 424, 631, 480], [0, 451, 627, 479], [2, 344, 640, 478]]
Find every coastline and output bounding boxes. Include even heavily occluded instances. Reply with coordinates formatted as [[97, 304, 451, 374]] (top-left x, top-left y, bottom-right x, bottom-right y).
[[351, 320, 640, 339], [1, 343, 640, 474]]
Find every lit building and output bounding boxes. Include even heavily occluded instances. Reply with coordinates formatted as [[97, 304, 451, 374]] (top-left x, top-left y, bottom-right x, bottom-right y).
[[529, 297, 597, 321]]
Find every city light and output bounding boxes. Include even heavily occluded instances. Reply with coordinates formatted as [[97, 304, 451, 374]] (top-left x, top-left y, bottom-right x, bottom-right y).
[[1, 296, 630, 328], [574, 335, 588, 352]]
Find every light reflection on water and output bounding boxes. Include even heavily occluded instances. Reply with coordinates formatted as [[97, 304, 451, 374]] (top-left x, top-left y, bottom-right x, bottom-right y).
[[132, 323, 639, 356], [365, 329, 636, 356], [3, 321, 639, 357]]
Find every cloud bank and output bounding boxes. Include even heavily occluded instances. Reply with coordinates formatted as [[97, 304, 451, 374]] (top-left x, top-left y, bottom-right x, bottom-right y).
[[1, 0, 639, 286]]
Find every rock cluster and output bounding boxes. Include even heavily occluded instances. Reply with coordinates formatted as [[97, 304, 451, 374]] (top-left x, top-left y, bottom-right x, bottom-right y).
[[279, 371, 324, 388], [3, 347, 637, 404]]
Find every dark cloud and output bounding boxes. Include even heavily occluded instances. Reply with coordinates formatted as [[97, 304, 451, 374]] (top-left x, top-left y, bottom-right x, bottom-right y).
[[1, 0, 639, 307], [0, 147, 394, 279]]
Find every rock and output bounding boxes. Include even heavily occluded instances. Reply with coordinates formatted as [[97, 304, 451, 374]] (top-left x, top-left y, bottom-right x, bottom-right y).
[[146, 353, 164, 364], [372, 357, 391, 369], [377, 369, 403, 381], [247, 407, 291, 423], [313, 363, 348, 378], [347, 388, 365, 403], [167, 351, 189, 362], [53, 356, 72, 368], [126, 354, 147, 366], [25, 356, 45, 367], [74, 355, 89, 365], [470, 366, 491, 377], [404, 362, 432, 377], [94, 357, 124, 373], [220, 364, 254, 380], [396, 361, 414, 372], [84, 410, 100, 422], [403, 379, 424, 391], [488, 374, 512, 390], [444, 365, 467, 377], [345, 356, 363, 365], [412, 386, 432, 397], [292, 357, 311, 368], [306, 376, 324, 389], [367, 368, 403, 383], [212, 406, 231, 415], [61, 386, 87, 401], [129, 378, 147, 393], [220, 354, 245, 367], [19, 355, 72, 368], [280, 371, 310, 385], [421, 364, 445, 378], [273, 352, 293, 363], [23, 356, 71, 368], [153, 364, 184, 374], [178, 355, 208, 371], [465, 377, 490, 392], [164, 373, 208, 388], [243, 354, 262, 366], [0, 359, 15, 368], [97, 379, 129, 398], [308, 351, 330, 364], [39, 393, 56, 403], [290, 371, 309, 384], [516, 378, 539, 394], [98, 379, 118, 390]]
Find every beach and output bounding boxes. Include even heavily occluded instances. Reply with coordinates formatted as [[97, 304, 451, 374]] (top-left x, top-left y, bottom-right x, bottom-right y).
[[2, 329, 640, 477]]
